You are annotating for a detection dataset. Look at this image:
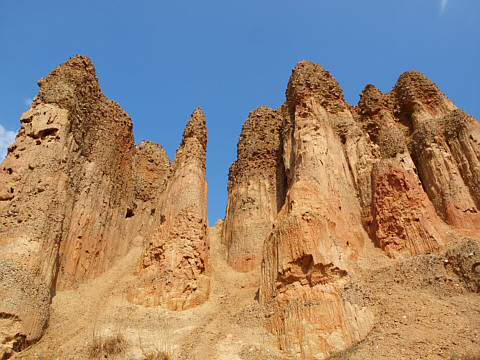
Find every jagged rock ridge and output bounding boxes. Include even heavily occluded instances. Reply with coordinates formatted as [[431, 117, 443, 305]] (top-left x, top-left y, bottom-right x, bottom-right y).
[[223, 60, 480, 358], [0, 56, 210, 358], [0, 56, 479, 360]]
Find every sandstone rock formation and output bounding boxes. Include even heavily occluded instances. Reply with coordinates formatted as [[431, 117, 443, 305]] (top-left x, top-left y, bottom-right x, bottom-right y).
[[222, 106, 286, 272], [259, 61, 374, 359], [0, 56, 210, 357], [128, 108, 211, 310], [372, 158, 448, 257], [223, 60, 480, 358], [0, 55, 137, 356], [1, 55, 479, 360]]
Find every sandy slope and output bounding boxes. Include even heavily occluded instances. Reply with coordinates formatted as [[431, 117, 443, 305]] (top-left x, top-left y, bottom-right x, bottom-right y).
[[17, 225, 286, 360], [16, 225, 480, 360]]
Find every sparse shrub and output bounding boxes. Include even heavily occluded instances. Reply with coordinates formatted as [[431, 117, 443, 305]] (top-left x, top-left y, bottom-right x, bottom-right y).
[[325, 344, 359, 359], [87, 332, 128, 359], [137, 323, 174, 360], [142, 350, 172, 360]]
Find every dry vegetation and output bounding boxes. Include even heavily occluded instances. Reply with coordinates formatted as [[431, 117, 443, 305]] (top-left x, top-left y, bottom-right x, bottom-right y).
[[87, 331, 128, 359]]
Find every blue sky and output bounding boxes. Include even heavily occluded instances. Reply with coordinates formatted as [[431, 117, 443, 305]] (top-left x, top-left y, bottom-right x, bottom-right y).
[[1, 1, 479, 223]]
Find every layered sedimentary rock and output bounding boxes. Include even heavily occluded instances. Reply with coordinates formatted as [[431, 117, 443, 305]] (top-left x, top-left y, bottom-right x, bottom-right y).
[[223, 60, 480, 358], [0, 56, 210, 356], [128, 108, 211, 310]]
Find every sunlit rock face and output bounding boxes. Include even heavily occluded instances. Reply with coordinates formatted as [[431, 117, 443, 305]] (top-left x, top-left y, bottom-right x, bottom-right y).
[[1, 54, 479, 360], [222, 106, 286, 273], [0, 55, 138, 355], [128, 108, 211, 311], [223, 60, 480, 358], [0, 56, 211, 356]]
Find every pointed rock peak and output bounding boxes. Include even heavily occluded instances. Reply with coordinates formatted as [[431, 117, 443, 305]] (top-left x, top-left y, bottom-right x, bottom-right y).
[[286, 60, 346, 110], [237, 106, 282, 157], [360, 84, 383, 98], [137, 140, 170, 164], [180, 107, 207, 152], [358, 84, 384, 115], [292, 60, 328, 76], [138, 140, 167, 153], [170, 108, 207, 169], [392, 70, 446, 103], [395, 70, 431, 87], [248, 106, 275, 118], [35, 54, 101, 109], [390, 70, 456, 120]]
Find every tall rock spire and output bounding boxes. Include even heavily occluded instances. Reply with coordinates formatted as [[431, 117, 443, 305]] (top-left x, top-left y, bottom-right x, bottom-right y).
[[222, 60, 480, 358], [128, 108, 210, 310], [0, 57, 211, 357], [0, 55, 138, 354], [222, 106, 286, 272]]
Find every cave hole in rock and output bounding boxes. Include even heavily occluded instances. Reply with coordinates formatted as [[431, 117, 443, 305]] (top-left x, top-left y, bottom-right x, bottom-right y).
[[125, 208, 134, 218]]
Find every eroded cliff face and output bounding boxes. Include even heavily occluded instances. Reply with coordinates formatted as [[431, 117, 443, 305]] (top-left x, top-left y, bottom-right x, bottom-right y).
[[357, 73, 480, 233], [128, 109, 210, 311], [0, 55, 137, 356], [224, 60, 480, 358], [222, 106, 286, 272], [0, 56, 210, 357], [260, 61, 374, 359], [1, 55, 479, 360]]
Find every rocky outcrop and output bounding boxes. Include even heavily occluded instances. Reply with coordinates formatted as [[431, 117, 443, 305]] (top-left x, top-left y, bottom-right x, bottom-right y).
[[223, 60, 480, 358], [0, 55, 138, 355], [0, 56, 210, 356], [222, 106, 286, 272], [259, 62, 374, 359], [128, 108, 210, 311], [0, 261, 50, 359], [410, 108, 480, 231], [127, 140, 171, 240], [372, 158, 448, 257], [1, 55, 479, 360]]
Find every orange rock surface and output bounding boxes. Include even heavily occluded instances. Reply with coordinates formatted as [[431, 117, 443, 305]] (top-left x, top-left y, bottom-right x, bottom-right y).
[[128, 108, 210, 310], [223, 60, 480, 358], [0, 57, 210, 356], [1, 56, 479, 359]]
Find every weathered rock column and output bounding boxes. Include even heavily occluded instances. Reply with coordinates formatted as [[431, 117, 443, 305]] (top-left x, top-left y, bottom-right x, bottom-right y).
[[260, 61, 374, 359], [0, 55, 138, 355], [222, 106, 286, 272], [128, 108, 211, 310]]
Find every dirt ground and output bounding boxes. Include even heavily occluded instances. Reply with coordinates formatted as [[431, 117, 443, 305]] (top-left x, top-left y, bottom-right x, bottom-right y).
[[14, 224, 480, 360]]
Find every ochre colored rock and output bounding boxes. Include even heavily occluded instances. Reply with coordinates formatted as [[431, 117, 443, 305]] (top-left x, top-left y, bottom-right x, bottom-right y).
[[222, 106, 286, 272], [258, 62, 373, 359], [0, 56, 210, 355], [224, 60, 480, 358], [128, 108, 210, 311], [411, 110, 480, 231], [127, 140, 171, 239], [372, 157, 448, 257], [1, 55, 479, 360], [0, 55, 138, 353]]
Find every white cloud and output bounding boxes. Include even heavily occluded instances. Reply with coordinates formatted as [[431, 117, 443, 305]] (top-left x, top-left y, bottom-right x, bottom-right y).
[[0, 124, 17, 161], [440, 0, 448, 13], [24, 98, 33, 108]]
